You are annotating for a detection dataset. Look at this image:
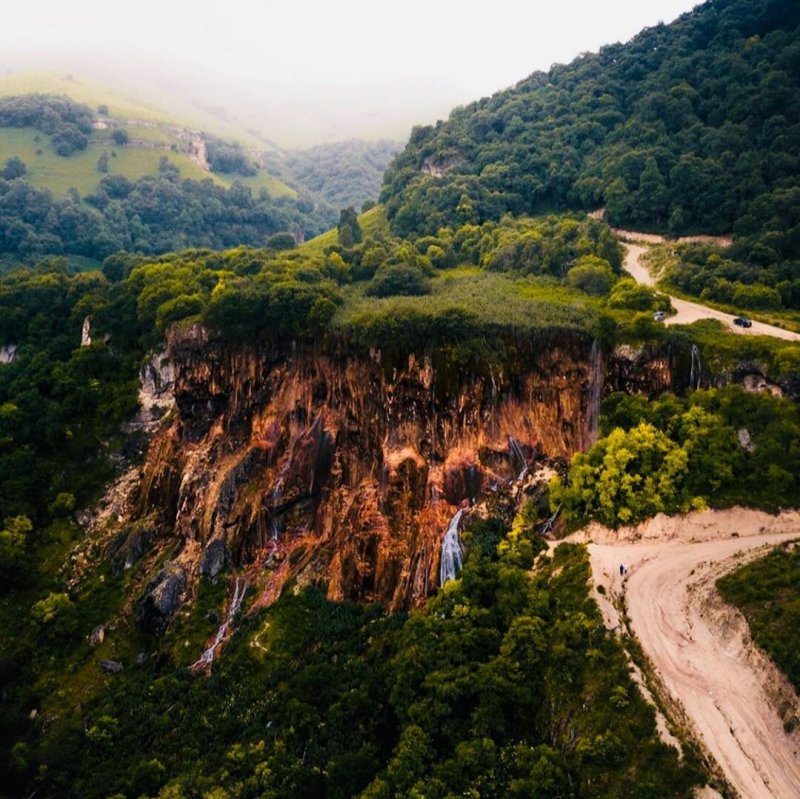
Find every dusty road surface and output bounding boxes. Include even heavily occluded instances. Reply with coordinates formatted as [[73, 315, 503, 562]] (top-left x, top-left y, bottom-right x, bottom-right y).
[[583, 511, 800, 799], [620, 240, 800, 342]]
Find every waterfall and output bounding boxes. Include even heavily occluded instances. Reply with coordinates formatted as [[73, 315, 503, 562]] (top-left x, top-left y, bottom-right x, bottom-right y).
[[508, 436, 528, 480], [190, 577, 246, 670], [439, 509, 465, 586], [690, 344, 702, 390], [586, 340, 603, 445]]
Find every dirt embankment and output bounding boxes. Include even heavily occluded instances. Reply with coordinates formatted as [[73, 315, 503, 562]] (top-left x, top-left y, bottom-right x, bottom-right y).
[[576, 509, 800, 798]]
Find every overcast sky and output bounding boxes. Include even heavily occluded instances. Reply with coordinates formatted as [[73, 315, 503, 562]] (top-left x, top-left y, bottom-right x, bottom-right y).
[[4, 0, 701, 97]]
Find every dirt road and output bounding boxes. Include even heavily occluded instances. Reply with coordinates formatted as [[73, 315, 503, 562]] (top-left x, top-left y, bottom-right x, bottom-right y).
[[583, 512, 800, 799], [621, 241, 800, 342]]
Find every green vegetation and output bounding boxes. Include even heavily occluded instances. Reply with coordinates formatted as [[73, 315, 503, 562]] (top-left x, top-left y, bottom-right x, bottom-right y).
[[0, 94, 93, 156], [0, 165, 332, 264], [0, 126, 211, 196], [553, 386, 800, 528], [265, 139, 400, 211], [381, 0, 800, 305], [205, 136, 257, 177], [8, 517, 705, 798], [718, 542, 800, 695], [0, 92, 334, 263], [659, 240, 800, 316]]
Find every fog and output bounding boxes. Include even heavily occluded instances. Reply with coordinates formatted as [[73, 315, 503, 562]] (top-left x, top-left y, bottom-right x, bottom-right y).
[[1, 0, 701, 146]]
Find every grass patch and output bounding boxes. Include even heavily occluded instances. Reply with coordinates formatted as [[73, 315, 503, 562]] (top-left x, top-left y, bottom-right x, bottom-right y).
[[334, 270, 601, 343]]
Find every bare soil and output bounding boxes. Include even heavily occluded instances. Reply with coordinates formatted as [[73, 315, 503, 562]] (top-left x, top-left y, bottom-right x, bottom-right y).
[[575, 509, 800, 798]]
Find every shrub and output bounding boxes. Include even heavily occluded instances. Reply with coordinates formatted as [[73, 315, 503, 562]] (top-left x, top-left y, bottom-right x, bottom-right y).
[[366, 264, 431, 297]]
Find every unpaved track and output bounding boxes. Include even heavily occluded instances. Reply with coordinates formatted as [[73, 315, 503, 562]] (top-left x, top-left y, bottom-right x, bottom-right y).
[[588, 527, 800, 799], [621, 241, 800, 342]]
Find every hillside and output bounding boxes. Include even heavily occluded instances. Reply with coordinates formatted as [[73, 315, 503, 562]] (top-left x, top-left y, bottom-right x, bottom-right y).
[[264, 139, 400, 211], [0, 90, 340, 267], [381, 0, 800, 308], [0, 72, 294, 200]]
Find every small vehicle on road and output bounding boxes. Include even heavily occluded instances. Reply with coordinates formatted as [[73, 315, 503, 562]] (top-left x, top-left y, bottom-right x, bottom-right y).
[[653, 311, 667, 322], [733, 316, 752, 328]]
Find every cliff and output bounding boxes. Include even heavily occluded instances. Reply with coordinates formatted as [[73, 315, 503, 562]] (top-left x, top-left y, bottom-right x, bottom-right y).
[[119, 327, 676, 628]]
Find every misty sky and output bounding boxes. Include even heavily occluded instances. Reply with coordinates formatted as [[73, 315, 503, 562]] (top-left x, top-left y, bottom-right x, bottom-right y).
[[5, 0, 700, 97]]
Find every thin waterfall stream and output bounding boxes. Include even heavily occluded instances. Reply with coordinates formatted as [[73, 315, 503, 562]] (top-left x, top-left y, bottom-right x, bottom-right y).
[[586, 339, 603, 445], [690, 344, 702, 390], [190, 576, 246, 670]]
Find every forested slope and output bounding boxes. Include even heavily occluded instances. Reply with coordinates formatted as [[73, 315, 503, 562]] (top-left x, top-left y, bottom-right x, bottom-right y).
[[381, 0, 800, 261]]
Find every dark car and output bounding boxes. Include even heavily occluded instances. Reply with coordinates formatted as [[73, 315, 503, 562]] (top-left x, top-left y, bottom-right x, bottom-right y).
[[733, 316, 752, 328]]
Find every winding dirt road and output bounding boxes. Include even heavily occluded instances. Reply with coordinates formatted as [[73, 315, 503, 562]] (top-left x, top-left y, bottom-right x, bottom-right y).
[[581, 511, 800, 798], [621, 240, 800, 342]]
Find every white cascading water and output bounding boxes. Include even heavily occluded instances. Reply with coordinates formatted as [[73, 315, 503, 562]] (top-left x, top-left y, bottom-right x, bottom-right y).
[[586, 339, 603, 444], [439, 509, 465, 585], [190, 577, 246, 670], [508, 436, 528, 480], [690, 344, 702, 390]]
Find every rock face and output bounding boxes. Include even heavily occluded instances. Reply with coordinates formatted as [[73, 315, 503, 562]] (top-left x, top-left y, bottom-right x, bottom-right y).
[[128, 326, 680, 613], [199, 539, 228, 579], [137, 563, 186, 635]]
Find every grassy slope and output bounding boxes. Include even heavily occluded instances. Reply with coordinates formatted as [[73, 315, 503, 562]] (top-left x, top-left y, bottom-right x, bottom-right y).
[[0, 71, 295, 199], [0, 127, 212, 196]]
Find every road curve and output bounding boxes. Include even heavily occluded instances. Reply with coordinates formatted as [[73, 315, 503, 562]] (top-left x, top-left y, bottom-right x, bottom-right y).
[[589, 532, 800, 799], [621, 241, 800, 342]]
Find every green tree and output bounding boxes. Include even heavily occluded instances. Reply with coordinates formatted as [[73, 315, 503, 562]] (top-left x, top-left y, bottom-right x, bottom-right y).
[[337, 206, 362, 247], [111, 129, 129, 146], [551, 423, 699, 526], [1, 156, 27, 180], [566, 255, 615, 296]]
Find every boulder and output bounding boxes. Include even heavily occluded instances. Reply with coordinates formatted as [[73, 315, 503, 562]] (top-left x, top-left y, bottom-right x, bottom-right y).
[[199, 539, 228, 579], [137, 564, 185, 636]]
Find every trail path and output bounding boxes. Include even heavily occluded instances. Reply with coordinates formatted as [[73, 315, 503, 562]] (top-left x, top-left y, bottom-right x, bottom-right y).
[[620, 238, 800, 342], [578, 511, 800, 798]]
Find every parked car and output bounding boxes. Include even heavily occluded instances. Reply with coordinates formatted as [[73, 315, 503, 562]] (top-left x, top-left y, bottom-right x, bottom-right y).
[[653, 311, 667, 322], [733, 316, 752, 328]]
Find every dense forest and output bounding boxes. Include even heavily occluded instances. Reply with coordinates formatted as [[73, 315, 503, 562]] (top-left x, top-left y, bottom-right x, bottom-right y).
[[265, 139, 399, 212], [380, 0, 800, 303], [0, 162, 334, 264], [17, 543, 705, 799], [0, 95, 337, 266]]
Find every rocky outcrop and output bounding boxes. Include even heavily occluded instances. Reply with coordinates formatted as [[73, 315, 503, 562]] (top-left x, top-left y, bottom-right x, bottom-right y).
[[124, 326, 684, 614], [137, 563, 186, 635], [199, 539, 228, 579]]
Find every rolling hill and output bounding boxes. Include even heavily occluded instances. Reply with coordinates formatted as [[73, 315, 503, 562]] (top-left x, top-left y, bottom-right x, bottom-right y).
[[0, 71, 294, 200]]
